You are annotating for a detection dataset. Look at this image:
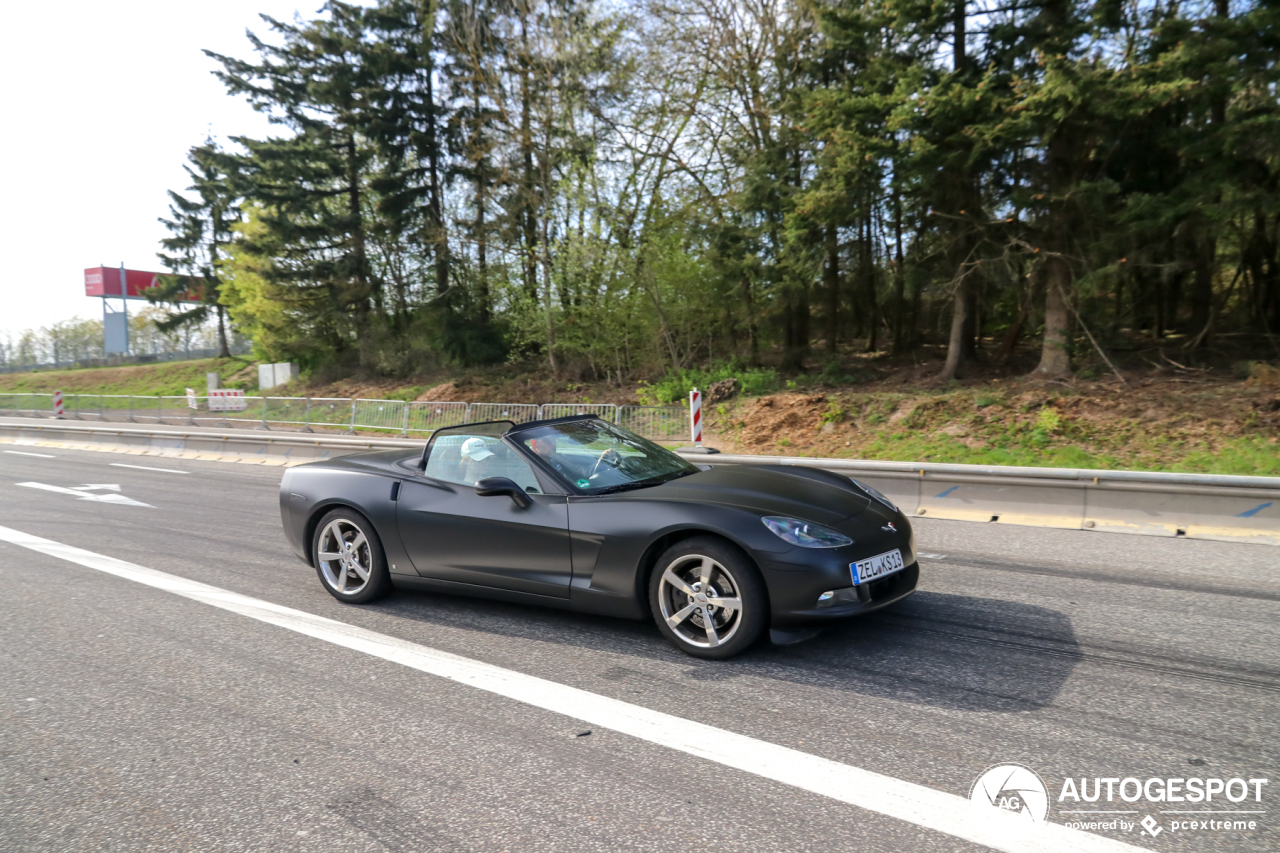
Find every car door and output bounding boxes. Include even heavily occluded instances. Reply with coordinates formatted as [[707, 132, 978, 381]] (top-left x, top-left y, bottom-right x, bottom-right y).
[[396, 432, 572, 598]]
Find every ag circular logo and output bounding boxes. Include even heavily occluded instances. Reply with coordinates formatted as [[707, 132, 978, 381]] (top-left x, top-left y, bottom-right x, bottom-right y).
[[969, 763, 1050, 823]]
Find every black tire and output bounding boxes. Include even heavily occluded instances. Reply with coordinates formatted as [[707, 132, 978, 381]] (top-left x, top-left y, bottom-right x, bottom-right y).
[[311, 508, 392, 604], [648, 536, 767, 660]]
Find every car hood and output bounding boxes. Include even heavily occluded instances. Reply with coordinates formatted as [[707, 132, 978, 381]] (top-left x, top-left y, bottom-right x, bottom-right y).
[[640, 464, 871, 525]]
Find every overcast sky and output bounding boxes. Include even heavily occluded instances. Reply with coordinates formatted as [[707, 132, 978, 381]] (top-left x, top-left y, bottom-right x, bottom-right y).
[[0, 1, 350, 337]]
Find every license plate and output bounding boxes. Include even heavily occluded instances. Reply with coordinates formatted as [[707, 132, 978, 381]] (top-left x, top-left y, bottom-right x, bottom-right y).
[[852, 549, 905, 585]]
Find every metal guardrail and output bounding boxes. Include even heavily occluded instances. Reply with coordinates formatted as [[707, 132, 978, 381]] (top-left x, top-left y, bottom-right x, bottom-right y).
[[0, 393, 688, 441], [697, 453, 1280, 547]]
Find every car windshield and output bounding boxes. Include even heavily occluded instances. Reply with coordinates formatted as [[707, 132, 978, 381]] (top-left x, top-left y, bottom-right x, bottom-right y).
[[516, 418, 698, 494]]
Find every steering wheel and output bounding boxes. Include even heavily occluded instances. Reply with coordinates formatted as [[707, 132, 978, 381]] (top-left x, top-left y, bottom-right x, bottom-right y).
[[589, 447, 623, 479]]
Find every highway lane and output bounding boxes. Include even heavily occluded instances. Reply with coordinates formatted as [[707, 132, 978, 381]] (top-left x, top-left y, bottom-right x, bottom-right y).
[[1, 445, 1276, 852]]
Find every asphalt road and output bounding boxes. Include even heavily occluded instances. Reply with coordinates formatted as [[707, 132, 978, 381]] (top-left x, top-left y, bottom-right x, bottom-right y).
[[1, 445, 1277, 853]]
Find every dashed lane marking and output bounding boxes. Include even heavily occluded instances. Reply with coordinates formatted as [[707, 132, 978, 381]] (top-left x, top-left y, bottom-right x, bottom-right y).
[[3, 450, 56, 458], [109, 463, 190, 474], [0, 524, 1146, 853]]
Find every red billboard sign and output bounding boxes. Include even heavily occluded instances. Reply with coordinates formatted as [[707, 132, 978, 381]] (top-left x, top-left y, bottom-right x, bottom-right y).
[[84, 267, 203, 303]]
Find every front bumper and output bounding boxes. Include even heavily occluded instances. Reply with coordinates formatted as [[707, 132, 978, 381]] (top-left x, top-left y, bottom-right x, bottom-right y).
[[758, 517, 919, 627], [765, 562, 919, 626]]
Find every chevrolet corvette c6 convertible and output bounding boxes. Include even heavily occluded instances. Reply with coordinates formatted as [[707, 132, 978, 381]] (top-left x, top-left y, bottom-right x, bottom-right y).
[[279, 415, 918, 659]]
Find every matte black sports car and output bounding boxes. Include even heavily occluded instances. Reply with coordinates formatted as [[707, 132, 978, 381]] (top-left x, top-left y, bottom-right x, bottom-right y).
[[279, 415, 919, 659]]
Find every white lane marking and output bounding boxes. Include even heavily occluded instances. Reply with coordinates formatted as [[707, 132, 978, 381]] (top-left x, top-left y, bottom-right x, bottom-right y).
[[15, 482, 152, 508], [109, 463, 189, 474], [76, 484, 122, 491], [3, 450, 56, 458], [920, 553, 948, 560], [0, 525, 1143, 853]]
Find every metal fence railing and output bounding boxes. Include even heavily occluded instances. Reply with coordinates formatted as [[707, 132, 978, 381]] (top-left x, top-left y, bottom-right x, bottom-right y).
[[0, 393, 689, 441], [466, 403, 543, 424], [353, 399, 407, 433], [539, 403, 620, 422], [406, 401, 470, 435], [619, 405, 688, 440], [0, 343, 253, 375]]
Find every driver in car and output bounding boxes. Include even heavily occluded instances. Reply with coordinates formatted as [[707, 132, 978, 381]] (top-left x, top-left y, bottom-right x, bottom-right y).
[[526, 433, 621, 486], [525, 434, 580, 479]]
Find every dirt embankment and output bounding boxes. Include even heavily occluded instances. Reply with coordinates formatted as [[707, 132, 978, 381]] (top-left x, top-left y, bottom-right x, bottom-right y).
[[701, 375, 1280, 474]]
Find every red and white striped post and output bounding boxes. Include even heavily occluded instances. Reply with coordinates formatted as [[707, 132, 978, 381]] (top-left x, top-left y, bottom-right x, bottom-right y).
[[53, 390, 65, 419], [689, 387, 702, 445]]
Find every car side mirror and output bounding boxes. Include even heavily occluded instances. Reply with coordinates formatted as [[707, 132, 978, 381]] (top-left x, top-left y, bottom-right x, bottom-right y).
[[474, 476, 533, 508]]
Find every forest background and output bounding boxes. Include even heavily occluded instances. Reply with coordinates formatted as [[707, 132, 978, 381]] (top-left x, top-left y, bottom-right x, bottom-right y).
[[6, 0, 1280, 401]]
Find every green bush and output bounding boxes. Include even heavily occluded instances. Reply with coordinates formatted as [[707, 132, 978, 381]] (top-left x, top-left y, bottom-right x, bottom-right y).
[[636, 361, 780, 405]]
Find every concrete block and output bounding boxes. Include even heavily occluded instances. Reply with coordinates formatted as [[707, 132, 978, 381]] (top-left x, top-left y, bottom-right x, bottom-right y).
[[273, 362, 300, 387], [258, 362, 300, 391]]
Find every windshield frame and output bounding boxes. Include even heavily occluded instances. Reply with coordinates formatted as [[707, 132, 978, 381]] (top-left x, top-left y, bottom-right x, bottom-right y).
[[507, 415, 697, 496]]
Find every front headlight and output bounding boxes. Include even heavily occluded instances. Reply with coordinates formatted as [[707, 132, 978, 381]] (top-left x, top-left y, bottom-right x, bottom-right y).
[[851, 479, 897, 511], [762, 516, 853, 548]]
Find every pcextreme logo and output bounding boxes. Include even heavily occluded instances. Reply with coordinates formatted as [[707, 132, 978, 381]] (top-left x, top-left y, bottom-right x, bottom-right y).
[[970, 763, 1269, 838]]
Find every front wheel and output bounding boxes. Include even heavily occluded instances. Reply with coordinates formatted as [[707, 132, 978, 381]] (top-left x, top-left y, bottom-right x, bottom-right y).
[[649, 537, 767, 660], [312, 508, 392, 604]]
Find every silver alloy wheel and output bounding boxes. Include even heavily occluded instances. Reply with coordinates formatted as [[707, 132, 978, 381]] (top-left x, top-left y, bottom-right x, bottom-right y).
[[656, 554, 744, 649], [317, 518, 373, 595]]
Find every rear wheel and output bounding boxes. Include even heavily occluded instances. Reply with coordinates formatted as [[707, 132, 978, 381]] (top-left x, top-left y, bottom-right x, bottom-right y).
[[312, 508, 391, 604], [649, 537, 767, 660]]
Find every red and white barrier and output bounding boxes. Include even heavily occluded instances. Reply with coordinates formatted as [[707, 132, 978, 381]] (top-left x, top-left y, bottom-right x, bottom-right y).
[[689, 387, 702, 445], [53, 390, 64, 418], [208, 389, 248, 412]]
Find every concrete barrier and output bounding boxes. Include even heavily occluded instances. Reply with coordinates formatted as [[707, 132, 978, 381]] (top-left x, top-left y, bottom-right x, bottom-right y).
[[3, 419, 1277, 546], [916, 476, 1088, 529]]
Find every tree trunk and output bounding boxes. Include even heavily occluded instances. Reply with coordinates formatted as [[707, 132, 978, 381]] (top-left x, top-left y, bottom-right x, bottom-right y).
[[519, 17, 538, 304], [422, 12, 449, 299], [1034, 257, 1073, 378], [1189, 235, 1216, 346], [345, 133, 374, 365], [939, 0, 973, 379], [864, 213, 878, 353], [940, 282, 969, 380], [996, 269, 1039, 365], [891, 168, 906, 354], [541, 213, 557, 373], [216, 304, 230, 359], [824, 224, 839, 355]]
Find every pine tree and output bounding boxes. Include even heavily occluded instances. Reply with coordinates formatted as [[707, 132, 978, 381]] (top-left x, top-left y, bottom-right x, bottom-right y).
[[365, 0, 453, 304], [207, 3, 385, 367], [153, 139, 242, 358]]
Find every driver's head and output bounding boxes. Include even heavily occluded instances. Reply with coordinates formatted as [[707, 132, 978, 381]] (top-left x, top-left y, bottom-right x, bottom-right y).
[[526, 435, 556, 459]]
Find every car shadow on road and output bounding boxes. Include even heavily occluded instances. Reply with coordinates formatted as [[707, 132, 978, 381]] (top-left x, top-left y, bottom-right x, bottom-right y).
[[368, 585, 1081, 714], [742, 590, 1083, 712]]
